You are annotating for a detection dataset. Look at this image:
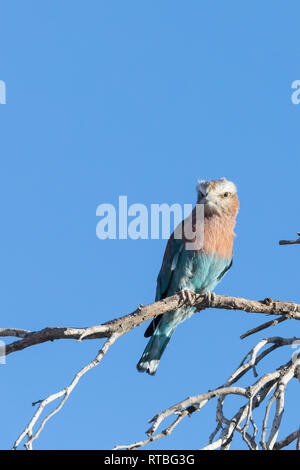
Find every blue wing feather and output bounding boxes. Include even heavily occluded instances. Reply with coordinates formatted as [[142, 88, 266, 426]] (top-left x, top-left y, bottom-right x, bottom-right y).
[[144, 236, 183, 337]]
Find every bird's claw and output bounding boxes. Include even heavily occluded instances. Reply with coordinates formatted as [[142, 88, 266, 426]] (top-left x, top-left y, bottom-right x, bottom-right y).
[[179, 289, 195, 305]]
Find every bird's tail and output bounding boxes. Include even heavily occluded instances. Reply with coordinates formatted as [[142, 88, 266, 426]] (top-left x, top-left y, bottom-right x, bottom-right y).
[[136, 325, 176, 375]]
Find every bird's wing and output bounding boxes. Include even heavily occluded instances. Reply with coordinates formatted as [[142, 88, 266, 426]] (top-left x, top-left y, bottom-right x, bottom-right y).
[[144, 235, 184, 338], [155, 235, 184, 301], [216, 257, 233, 282]]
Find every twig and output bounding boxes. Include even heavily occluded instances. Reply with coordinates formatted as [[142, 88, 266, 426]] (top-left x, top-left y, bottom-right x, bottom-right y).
[[279, 232, 300, 245], [273, 428, 300, 450], [13, 333, 119, 450], [115, 387, 249, 450], [267, 360, 298, 449], [240, 316, 287, 339], [261, 389, 276, 449]]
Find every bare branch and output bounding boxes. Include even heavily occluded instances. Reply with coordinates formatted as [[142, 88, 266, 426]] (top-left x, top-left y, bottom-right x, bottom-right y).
[[279, 232, 300, 245], [274, 428, 300, 450], [240, 316, 287, 340], [114, 387, 249, 450], [267, 360, 298, 450], [115, 338, 300, 450], [6, 289, 300, 450], [261, 389, 276, 449], [0, 328, 31, 338], [2, 293, 300, 359], [13, 333, 119, 450]]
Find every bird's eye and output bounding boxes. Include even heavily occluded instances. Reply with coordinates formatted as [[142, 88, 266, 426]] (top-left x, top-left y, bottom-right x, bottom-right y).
[[222, 192, 231, 198]]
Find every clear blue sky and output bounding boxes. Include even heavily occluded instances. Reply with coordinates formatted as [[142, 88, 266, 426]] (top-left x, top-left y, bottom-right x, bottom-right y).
[[1, 1, 300, 450]]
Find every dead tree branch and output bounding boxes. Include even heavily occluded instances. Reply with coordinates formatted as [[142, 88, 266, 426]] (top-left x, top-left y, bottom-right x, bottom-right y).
[[279, 232, 300, 246], [13, 333, 119, 450], [6, 291, 300, 450], [115, 337, 300, 450], [2, 293, 300, 359]]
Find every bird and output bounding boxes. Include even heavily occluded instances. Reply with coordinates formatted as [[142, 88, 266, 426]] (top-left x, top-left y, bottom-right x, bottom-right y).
[[136, 177, 239, 375]]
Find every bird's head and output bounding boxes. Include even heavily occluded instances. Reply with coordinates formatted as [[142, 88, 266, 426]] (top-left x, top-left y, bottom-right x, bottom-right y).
[[196, 177, 239, 217]]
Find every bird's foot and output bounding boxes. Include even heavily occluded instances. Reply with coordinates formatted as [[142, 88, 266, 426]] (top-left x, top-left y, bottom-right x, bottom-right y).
[[179, 289, 195, 305]]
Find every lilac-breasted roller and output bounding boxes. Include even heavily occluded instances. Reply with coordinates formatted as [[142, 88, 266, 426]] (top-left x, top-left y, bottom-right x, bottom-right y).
[[137, 177, 239, 375]]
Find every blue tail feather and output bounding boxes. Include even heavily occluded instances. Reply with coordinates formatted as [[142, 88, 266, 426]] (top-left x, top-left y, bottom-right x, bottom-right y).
[[137, 306, 195, 375], [136, 327, 175, 375]]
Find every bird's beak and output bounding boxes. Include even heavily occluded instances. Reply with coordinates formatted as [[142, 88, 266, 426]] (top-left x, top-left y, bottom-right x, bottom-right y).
[[201, 193, 212, 204]]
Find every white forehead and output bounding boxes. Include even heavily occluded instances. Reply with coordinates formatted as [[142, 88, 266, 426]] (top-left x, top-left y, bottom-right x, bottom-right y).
[[196, 177, 237, 195]]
